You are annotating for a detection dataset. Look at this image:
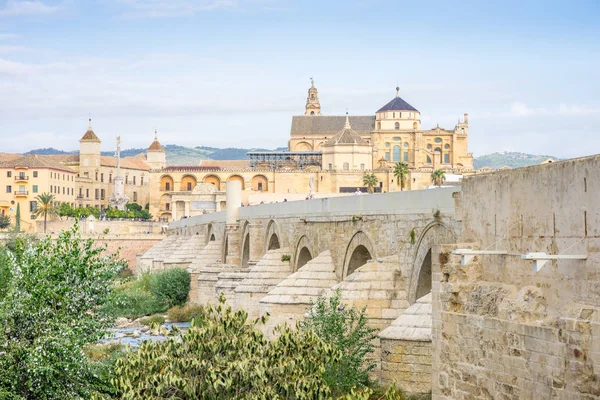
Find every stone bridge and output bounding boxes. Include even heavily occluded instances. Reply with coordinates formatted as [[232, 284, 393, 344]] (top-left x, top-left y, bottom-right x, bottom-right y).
[[138, 186, 460, 393], [137, 154, 600, 399]]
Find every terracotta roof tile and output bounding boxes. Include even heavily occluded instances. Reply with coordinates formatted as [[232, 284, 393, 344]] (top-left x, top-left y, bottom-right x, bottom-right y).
[[198, 160, 250, 168], [100, 156, 150, 171], [0, 154, 75, 172], [148, 139, 165, 152]]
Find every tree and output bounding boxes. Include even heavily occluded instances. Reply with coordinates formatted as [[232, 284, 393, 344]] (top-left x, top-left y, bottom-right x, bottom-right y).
[[362, 173, 378, 194], [302, 289, 378, 397], [0, 214, 10, 230], [14, 203, 20, 232], [0, 224, 122, 398], [431, 169, 446, 187], [393, 162, 410, 191], [58, 202, 74, 219], [32, 193, 59, 234], [112, 295, 340, 399]]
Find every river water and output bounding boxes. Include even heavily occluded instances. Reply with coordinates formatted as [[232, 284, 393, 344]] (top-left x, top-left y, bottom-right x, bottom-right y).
[[106, 322, 191, 347]]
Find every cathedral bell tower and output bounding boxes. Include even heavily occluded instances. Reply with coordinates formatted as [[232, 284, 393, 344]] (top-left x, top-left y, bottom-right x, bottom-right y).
[[305, 78, 321, 116]]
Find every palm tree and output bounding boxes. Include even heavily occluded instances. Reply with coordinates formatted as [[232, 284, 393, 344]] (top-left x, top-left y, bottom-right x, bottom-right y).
[[362, 173, 378, 194], [431, 169, 446, 187], [393, 162, 409, 191], [32, 193, 59, 233]]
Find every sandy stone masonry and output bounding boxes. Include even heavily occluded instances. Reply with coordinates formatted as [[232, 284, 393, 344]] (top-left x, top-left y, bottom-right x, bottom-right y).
[[432, 155, 600, 399], [138, 155, 600, 396], [137, 187, 460, 394]]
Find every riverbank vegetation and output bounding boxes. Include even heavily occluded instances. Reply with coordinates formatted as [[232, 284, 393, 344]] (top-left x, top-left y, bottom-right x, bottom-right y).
[[104, 267, 190, 319], [0, 228, 427, 399]]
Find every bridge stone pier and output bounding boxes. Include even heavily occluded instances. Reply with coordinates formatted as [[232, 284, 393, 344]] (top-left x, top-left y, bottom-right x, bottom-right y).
[[138, 154, 600, 398], [141, 186, 460, 390]]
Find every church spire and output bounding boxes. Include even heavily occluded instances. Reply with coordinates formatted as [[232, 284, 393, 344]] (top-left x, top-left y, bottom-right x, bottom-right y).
[[344, 112, 351, 129], [305, 78, 321, 116]]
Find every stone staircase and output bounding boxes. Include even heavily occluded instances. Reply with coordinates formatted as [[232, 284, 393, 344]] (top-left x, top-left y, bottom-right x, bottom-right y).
[[136, 235, 186, 274], [259, 250, 339, 335], [379, 293, 432, 395], [163, 234, 206, 268], [234, 248, 292, 319], [329, 256, 409, 379], [331, 256, 408, 331]]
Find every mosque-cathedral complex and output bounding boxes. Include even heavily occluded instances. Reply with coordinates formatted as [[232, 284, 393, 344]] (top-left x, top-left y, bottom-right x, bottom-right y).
[[0, 80, 474, 229]]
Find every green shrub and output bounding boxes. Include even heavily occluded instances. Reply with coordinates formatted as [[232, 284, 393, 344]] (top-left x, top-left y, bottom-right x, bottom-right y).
[[113, 295, 340, 399], [140, 315, 166, 326], [167, 303, 204, 322], [281, 254, 291, 262], [302, 288, 378, 397], [0, 224, 121, 398], [105, 287, 167, 319], [149, 268, 191, 308]]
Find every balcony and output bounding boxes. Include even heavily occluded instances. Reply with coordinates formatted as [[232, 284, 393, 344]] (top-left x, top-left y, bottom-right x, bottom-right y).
[[14, 175, 29, 182], [14, 191, 28, 196]]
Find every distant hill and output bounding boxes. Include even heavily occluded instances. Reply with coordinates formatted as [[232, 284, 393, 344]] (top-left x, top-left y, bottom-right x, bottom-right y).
[[473, 152, 558, 169], [24, 145, 289, 166], [24, 148, 74, 155], [24, 147, 559, 170]]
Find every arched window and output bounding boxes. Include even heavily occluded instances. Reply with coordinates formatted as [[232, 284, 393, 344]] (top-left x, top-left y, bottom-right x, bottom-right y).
[[426, 155, 432, 164], [343, 162, 349, 171], [360, 163, 365, 170], [377, 122, 381, 130], [413, 122, 418, 129], [393, 145, 401, 161], [328, 163, 333, 170], [434, 147, 442, 153], [310, 111, 315, 115], [394, 122, 400, 130]]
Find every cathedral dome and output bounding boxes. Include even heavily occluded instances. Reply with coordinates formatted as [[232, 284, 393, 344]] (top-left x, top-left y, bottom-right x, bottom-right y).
[[80, 119, 100, 142], [377, 87, 418, 113]]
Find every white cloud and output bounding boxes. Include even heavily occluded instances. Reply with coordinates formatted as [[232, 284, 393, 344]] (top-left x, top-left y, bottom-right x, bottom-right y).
[[0, 33, 21, 39], [510, 102, 549, 117], [0, 1, 60, 16], [559, 103, 600, 116], [119, 0, 239, 18], [0, 45, 26, 54]]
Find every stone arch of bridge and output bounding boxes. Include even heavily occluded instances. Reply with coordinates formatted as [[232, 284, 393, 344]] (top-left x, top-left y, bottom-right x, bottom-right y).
[[222, 230, 229, 265], [293, 235, 314, 271], [265, 220, 282, 253], [206, 223, 215, 245], [240, 221, 251, 268], [407, 221, 456, 305], [342, 231, 376, 279]]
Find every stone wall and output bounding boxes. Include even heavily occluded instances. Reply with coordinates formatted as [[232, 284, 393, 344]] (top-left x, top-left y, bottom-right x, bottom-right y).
[[432, 155, 600, 399], [38, 219, 163, 235]]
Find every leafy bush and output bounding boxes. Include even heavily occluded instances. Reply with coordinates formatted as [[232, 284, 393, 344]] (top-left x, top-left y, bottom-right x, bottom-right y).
[[140, 315, 166, 326], [167, 303, 204, 322], [112, 295, 340, 399], [0, 214, 10, 230], [0, 224, 121, 398], [105, 286, 166, 319], [281, 254, 291, 262], [302, 288, 378, 397], [149, 268, 191, 308]]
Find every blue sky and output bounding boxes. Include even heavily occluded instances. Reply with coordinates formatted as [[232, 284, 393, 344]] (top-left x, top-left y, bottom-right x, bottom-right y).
[[0, 0, 599, 158]]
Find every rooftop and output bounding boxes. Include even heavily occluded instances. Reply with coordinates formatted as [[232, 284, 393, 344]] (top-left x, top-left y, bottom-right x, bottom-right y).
[[291, 115, 375, 136], [0, 154, 76, 172], [377, 88, 419, 113]]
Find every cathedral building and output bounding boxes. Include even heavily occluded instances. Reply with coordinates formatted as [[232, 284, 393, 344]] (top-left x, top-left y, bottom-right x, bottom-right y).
[[148, 80, 474, 222], [289, 82, 473, 171]]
